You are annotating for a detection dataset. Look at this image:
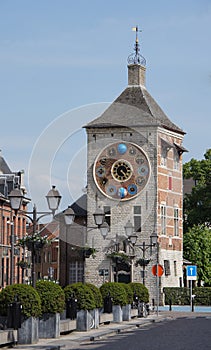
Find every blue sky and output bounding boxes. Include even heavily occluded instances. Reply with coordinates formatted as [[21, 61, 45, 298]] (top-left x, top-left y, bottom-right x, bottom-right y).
[[0, 0, 210, 211]]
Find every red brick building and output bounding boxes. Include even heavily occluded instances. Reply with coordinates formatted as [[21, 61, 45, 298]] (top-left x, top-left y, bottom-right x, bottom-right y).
[[0, 153, 28, 287]]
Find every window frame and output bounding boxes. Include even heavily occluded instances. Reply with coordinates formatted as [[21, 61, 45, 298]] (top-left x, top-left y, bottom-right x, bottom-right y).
[[174, 207, 179, 236], [164, 260, 171, 276], [133, 205, 141, 232], [161, 204, 166, 235]]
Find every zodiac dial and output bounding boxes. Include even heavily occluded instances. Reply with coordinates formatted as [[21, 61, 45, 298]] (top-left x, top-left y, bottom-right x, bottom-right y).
[[93, 142, 150, 201]]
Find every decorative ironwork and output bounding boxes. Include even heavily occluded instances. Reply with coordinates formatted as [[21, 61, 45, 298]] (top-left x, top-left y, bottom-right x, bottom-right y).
[[127, 26, 146, 66]]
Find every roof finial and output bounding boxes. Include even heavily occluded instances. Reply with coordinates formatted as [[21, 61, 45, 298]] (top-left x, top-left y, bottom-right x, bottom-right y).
[[127, 26, 146, 66]]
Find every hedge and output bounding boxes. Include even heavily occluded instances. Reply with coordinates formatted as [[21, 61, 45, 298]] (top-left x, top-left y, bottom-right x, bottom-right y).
[[163, 287, 211, 305]]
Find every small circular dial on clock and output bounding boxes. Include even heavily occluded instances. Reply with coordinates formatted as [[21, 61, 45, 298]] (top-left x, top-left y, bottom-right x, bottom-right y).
[[93, 141, 150, 201]]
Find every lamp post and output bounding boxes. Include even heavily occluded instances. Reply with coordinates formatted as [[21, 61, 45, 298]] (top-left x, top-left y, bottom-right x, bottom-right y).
[[7, 219, 15, 285], [124, 220, 158, 311], [124, 221, 158, 286], [151, 231, 159, 316], [61, 205, 108, 284], [8, 185, 64, 288]]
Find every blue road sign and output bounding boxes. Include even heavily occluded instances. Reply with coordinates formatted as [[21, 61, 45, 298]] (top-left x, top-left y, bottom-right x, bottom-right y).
[[186, 265, 197, 280]]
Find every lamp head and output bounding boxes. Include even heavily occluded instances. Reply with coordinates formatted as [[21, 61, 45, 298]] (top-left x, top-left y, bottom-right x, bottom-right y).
[[100, 221, 109, 239], [93, 207, 105, 227], [46, 185, 61, 213], [124, 220, 134, 237], [8, 187, 23, 214], [63, 206, 75, 226], [150, 231, 158, 245]]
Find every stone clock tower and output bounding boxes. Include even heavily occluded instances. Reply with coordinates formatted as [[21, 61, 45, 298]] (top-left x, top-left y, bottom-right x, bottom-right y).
[[84, 28, 187, 303]]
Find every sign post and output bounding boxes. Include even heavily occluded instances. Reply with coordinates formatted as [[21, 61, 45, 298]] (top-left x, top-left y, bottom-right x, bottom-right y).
[[186, 265, 197, 312], [152, 264, 164, 316]]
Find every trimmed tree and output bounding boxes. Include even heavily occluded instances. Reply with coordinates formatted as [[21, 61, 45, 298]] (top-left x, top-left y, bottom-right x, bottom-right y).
[[85, 283, 103, 308], [120, 283, 133, 304], [0, 284, 41, 318], [100, 282, 127, 306], [128, 282, 149, 303], [36, 280, 65, 314], [64, 283, 96, 310]]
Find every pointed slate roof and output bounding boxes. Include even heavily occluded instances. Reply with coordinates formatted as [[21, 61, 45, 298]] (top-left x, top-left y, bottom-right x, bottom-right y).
[[0, 155, 12, 174], [86, 85, 184, 134], [85, 65, 185, 135]]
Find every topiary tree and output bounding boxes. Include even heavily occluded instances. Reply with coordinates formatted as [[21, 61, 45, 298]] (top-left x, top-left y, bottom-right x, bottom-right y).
[[120, 283, 133, 304], [128, 282, 149, 303], [64, 283, 96, 310], [36, 280, 65, 314], [85, 283, 103, 308], [100, 282, 127, 306], [0, 284, 41, 318]]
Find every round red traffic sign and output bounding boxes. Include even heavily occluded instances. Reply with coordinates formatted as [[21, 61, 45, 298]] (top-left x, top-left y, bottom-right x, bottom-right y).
[[152, 264, 164, 277]]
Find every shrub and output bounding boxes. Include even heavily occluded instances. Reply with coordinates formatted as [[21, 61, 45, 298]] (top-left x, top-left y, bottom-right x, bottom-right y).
[[100, 282, 128, 306], [85, 283, 103, 308], [0, 284, 41, 318], [163, 287, 190, 305], [64, 283, 96, 310], [128, 282, 149, 303], [194, 287, 211, 306], [163, 287, 211, 305], [36, 280, 65, 314], [120, 283, 133, 304]]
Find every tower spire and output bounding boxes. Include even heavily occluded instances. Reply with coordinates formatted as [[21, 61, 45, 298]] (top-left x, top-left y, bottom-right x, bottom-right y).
[[127, 26, 146, 66]]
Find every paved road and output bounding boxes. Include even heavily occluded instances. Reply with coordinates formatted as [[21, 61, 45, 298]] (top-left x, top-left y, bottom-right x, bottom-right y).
[[67, 316, 211, 350]]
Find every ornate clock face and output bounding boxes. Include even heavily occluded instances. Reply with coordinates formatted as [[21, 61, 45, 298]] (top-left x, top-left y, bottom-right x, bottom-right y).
[[111, 160, 132, 182], [93, 141, 150, 201]]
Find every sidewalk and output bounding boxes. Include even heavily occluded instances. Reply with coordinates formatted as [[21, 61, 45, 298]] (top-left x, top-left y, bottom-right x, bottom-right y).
[[14, 311, 211, 350]]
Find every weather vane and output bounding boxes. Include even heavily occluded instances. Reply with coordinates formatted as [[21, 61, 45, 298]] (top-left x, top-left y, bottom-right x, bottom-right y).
[[127, 25, 146, 66]]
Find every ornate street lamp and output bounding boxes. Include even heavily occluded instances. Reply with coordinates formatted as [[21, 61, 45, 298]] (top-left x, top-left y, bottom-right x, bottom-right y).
[[9, 185, 62, 288], [124, 220, 158, 286], [62, 205, 108, 285]]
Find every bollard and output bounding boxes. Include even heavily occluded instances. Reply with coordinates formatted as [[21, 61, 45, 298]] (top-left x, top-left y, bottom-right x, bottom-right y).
[[191, 297, 195, 312], [146, 303, 150, 315], [169, 299, 172, 311], [133, 293, 139, 309], [7, 295, 22, 330], [152, 298, 155, 311], [103, 292, 113, 313], [66, 295, 77, 320]]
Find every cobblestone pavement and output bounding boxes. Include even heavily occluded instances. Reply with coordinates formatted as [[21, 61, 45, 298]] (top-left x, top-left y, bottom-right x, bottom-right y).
[[13, 311, 211, 350]]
